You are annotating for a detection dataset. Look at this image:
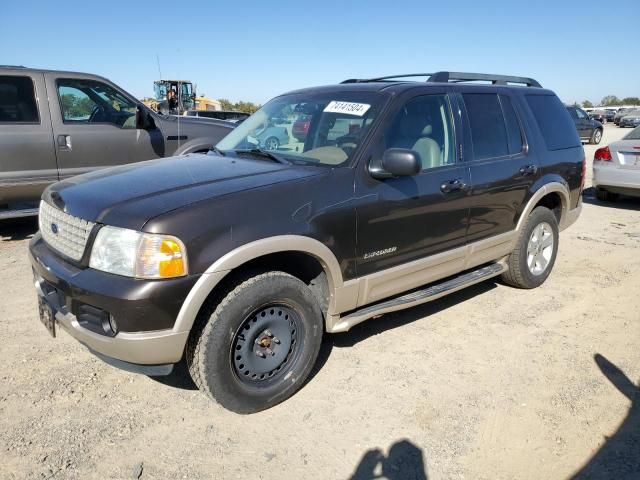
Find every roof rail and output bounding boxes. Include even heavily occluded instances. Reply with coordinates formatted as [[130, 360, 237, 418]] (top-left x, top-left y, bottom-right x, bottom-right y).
[[427, 71, 541, 87], [0, 65, 27, 69], [341, 71, 541, 88], [341, 73, 433, 84]]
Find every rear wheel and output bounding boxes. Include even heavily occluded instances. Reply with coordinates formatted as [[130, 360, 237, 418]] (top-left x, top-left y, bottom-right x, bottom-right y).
[[590, 128, 602, 145], [264, 137, 280, 151], [595, 188, 619, 202], [186, 271, 323, 414], [501, 206, 559, 289]]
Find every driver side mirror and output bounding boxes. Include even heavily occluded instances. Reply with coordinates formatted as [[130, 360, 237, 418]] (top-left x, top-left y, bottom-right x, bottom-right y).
[[370, 148, 421, 179], [136, 105, 156, 130]]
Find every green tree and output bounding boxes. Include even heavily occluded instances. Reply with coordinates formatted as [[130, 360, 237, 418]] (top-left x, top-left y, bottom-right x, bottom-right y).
[[217, 98, 261, 113], [582, 100, 593, 108], [234, 101, 260, 114], [621, 97, 640, 106], [218, 98, 234, 110], [600, 95, 621, 106]]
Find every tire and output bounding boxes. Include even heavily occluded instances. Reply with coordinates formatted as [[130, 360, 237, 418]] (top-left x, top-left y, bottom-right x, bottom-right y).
[[595, 187, 619, 202], [186, 271, 323, 414], [501, 206, 559, 289], [590, 128, 602, 145], [264, 137, 280, 151]]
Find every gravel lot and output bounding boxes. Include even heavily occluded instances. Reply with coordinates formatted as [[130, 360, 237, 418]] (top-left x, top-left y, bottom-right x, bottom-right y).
[[1, 124, 638, 480]]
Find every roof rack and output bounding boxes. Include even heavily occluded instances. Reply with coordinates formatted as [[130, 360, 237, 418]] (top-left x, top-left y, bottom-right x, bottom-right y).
[[341, 71, 541, 88], [342, 73, 434, 83]]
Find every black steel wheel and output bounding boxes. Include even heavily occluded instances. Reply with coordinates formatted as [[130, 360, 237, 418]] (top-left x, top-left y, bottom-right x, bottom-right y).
[[232, 304, 301, 384], [186, 271, 323, 414]]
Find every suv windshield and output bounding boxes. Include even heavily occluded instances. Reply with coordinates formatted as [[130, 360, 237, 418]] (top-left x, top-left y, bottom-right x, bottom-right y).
[[216, 92, 384, 167]]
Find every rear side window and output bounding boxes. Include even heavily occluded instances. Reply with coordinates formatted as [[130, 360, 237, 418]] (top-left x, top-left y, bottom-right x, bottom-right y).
[[499, 95, 524, 154], [526, 95, 581, 150], [0, 75, 39, 123], [462, 93, 509, 160]]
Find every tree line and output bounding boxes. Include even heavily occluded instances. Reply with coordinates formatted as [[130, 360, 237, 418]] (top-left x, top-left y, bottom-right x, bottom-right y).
[[582, 96, 640, 108], [217, 98, 261, 114]]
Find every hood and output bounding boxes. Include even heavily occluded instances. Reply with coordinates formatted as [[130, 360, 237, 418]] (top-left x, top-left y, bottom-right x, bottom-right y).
[[44, 153, 324, 230]]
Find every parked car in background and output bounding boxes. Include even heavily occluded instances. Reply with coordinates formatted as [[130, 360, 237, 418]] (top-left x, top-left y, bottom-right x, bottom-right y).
[[567, 105, 603, 144], [0, 66, 234, 220], [249, 122, 289, 150], [589, 110, 607, 124], [292, 115, 311, 142], [593, 126, 640, 201], [603, 109, 616, 122], [185, 110, 250, 123], [614, 108, 633, 125], [619, 109, 640, 128]]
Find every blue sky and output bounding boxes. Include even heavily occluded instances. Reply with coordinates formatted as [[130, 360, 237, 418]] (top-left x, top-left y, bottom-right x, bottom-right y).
[[3, 0, 638, 105]]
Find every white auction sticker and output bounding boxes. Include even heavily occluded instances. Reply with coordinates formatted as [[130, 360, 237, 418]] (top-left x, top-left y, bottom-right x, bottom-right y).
[[323, 101, 371, 116]]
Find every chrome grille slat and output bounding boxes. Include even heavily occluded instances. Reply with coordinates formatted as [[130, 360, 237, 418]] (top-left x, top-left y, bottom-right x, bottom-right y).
[[39, 201, 94, 261]]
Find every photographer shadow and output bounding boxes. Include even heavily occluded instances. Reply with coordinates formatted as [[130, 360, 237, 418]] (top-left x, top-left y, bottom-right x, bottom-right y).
[[350, 439, 427, 480], [571, 354, 639, 479]]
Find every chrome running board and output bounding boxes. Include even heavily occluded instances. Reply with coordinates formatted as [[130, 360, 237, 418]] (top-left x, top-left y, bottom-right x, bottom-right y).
[[329, 262, 506, 333]]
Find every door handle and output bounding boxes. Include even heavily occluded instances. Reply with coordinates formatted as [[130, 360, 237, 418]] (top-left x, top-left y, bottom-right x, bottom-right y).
[[519, 164, 537, 176], [440, 178, 466, 193], [57, 135, 72, 151]]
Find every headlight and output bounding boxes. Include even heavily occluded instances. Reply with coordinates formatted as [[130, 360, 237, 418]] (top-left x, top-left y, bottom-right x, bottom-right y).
[[89, 226, 187, 279]]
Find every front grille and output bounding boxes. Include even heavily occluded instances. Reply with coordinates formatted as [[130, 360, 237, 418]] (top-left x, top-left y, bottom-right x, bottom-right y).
[[39, 201, 95, 261]]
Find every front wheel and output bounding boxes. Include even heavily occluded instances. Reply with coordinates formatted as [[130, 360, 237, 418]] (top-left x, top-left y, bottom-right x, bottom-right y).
[[186, 271, 323, 413], [263, 137, 280, 151], [501, 206, 559, 289], [590, 128, 602, 145]]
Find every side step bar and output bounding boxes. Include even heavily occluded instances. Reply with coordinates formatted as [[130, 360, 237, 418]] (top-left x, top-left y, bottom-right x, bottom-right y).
[[0, 207, 39, 220], [329, 262, 507, 333]]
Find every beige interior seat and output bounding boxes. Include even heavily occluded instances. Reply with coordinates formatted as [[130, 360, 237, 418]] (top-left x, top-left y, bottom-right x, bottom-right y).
[[411, 125, 441, 170]]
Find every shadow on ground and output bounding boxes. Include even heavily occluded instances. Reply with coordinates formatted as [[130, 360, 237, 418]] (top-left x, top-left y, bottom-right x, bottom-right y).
[[349, 439, 427, 480], [152, 280, 498, 392], [148, 357, 197, 390], [329, 280, 497, 349], [571, 354, 639, 479], [582, 187, 640, 211], [0, 217, 38, 241]]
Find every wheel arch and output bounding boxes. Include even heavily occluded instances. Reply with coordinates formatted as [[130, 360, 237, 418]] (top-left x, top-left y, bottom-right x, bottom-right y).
[[173, 235, 345, 335], [517, 181, 571, 233]]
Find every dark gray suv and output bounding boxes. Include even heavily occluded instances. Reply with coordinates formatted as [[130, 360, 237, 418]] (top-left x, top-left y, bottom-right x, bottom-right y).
[[0, 66, 234, 219], [30, 71, 584, 413]]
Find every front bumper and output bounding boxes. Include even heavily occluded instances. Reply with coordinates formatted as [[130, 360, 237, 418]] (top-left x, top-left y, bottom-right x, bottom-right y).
[[29, 233, 198, 370], [593, 163, 640, 196]]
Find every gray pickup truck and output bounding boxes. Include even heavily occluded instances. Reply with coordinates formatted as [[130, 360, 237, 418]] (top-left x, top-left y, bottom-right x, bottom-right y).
[[0, 66, 234, 219]]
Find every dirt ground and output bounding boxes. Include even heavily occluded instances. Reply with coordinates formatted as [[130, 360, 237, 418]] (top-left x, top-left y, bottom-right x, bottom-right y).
[[1, 124, 638, 480]]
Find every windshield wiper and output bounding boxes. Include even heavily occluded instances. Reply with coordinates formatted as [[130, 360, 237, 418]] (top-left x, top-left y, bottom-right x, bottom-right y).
[[233, 148, 290, 164]]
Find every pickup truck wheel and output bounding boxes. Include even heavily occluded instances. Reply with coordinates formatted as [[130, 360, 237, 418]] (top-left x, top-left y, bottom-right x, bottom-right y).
[[590, 129, 602, 145], [501, 206, 559, 289], [186, 271, 323, 414]]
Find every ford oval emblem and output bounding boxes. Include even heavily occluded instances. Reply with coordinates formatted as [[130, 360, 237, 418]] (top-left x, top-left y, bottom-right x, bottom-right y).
[[51, 223, 59, 235]]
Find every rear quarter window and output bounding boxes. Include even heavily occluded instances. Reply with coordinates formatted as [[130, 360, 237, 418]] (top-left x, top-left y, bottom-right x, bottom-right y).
[[0, 75, 39, 123], [525, 94, 581, 151]]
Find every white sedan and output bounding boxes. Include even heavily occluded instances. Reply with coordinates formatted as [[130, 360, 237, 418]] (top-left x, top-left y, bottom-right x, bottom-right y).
[[593, 126, 640, 201]]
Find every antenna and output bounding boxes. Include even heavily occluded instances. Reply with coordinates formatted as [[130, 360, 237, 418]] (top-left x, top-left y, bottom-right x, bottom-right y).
[[156, 54, 162, 79]]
